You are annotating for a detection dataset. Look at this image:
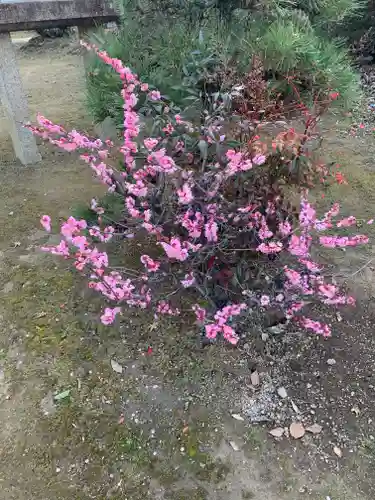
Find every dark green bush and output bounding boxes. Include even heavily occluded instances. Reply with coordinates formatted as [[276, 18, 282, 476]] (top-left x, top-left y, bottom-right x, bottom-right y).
[[85, 0, 362, 127]]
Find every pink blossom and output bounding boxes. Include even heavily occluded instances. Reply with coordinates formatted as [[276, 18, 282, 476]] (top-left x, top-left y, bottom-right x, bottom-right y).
[[162, 123, 174, 135], [278, 221, 291, 236], [214, 304, 246, 326], [181, 272, 195, 288], [257, 242, 282, 254], [125, 180, 148, 197], [286, 301, 305, 318], [252, 154, 266, 165], [149, 90, 161, 101], [160, 237, 188, 261], [205, 220, 218, 243], [222, 324, 239, 344], [156, 301, 180, 316], [177, 184, 194, 204], [288, 234, 310, 257], [140, 83, 149, 92], [192, 304, 206, 322], [319, 234, 369, 248], [71, 235, 88, 251], [41, 240, 70, 257], [299, 259, 321, 273], [258, 221, 273, 240], [102, 226, 115, 243], [150, 149, 177, 174], [144, 138, 159, 151], [61, 217, 87, 239], [284, 267, 302, 287], [260, 295, 270, 306], [318, 284, 338, 299], [337, 216, 356, 228], [367, 219, 374, 225], [100, 307, 121, 326], [299, 199, 316, 228], [179, 210, 203, 238], [140, 254, 160, 272], [40, 215, 51, 232], [205, 324, 221, 339], [298, 317, 331, 337]]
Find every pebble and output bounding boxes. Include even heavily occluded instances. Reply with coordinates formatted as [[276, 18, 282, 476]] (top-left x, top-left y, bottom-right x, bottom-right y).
[[327, 359, 336, 366], [277, 386, 288, 399], [229, 441, 240, 451]]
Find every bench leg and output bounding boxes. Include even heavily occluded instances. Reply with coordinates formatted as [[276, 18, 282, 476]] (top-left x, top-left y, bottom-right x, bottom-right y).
[[0, 32, 41, 165]]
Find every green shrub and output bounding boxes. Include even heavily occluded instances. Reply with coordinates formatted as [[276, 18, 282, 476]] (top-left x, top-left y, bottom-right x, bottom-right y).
[[85, 0, 361, 126]]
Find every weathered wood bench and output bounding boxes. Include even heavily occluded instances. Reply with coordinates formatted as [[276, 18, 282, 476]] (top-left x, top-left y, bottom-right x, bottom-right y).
[[0, 0, 118, 165]]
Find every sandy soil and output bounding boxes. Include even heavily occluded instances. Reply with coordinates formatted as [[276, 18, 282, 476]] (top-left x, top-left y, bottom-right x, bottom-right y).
[[0, 39, 374, 500]]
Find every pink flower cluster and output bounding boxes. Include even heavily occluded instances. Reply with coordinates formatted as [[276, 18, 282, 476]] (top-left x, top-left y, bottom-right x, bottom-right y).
[[33, 43, 370, 341], [195, 303, 246, 345]]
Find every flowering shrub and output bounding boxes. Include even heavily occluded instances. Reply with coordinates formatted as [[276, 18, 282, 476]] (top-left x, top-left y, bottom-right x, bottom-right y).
[[30, 42, 371, 345]]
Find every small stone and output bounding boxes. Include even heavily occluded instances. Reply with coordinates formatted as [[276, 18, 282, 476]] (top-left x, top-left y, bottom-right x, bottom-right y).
[[291, 400, 300, 414], [333, 446, 342, 458], [327, 359, 336, 366], [250, 370, 260, 386], [231, 414, 245, 421], [229, 441, 240, 451], [277, 387, 288, 399]]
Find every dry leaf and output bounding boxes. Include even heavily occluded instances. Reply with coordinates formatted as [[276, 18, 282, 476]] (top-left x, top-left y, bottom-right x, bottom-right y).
[[232, 414, 245, 421], [250, 370, 260, 386], [289, 422, 305, 439], [269, 427, 284, 438], [306, 424, 322, 435], [333, 446, 342, 458], [54, 389, 70, 401], [111, 359, 123, 374]]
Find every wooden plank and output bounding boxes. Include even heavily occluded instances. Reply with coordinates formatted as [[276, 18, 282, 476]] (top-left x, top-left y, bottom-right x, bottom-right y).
[[0, 0, 118, 32]]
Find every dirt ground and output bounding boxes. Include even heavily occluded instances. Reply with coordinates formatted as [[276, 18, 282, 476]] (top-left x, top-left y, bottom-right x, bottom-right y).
[[0, 39, 375, 500]]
